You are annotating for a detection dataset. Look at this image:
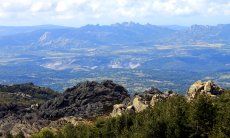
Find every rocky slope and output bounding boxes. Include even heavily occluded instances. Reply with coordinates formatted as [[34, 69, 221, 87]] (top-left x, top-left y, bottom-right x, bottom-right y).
[[38, 80, 129, 120], [0, 83, 58, 118], [0, 80, 129, 137], [0, 80, 226, 137], [0, 83, 59, 137]]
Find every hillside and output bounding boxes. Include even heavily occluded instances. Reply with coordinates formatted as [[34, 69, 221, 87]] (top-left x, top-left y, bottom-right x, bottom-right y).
[[0, 80, 229, 138], [0, 83, 58, 105]]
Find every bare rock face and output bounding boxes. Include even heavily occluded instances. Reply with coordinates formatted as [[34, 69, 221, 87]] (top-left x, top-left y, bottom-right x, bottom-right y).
[[187, 80, 224, 100]]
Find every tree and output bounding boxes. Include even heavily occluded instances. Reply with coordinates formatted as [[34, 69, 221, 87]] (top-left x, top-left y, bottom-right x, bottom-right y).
[[62, 124, 77, 138], [144, 95, 190, 138], [31, 128, 55, 138], [211, 90, 230, 137], [189, 95, 217, 137]]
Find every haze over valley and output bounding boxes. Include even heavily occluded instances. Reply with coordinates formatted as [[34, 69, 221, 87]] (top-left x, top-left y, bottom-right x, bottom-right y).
[[0, 23, 229, 93]]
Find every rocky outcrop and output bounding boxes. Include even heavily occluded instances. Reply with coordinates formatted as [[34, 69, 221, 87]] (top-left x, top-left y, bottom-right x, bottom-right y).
[[187, 80, 224, 100], [110, 87, 177, 117], [110, 104, 127, 117], [38, 80, 129, 120], [0, 80, 129, 137], [132, 96, 149, 112], [150, 90, 176, 106]]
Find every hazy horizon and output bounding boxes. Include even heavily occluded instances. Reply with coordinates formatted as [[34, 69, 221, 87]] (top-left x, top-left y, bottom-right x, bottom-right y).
[[0, 22, 229, 28], [0, 0, 229, 27]]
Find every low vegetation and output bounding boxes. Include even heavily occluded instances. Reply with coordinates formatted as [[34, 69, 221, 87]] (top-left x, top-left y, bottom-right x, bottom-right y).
[[28, 90, 230, 138], [0, 83, 58, 105]]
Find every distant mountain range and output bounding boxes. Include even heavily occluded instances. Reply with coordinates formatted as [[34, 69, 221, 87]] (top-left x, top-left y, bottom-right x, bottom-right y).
[[0, 23, 229, 93], [0, 23, 229, 48]]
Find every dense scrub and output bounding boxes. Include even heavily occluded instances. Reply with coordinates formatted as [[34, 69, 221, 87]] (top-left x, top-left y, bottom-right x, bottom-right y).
[[15, 90, 230, 138]]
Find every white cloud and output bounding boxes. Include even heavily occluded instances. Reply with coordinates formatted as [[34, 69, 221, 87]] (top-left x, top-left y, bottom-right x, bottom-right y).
[[0, 0, 229, 26], [0, 0, 31, 12], [30, 1, 53, 12], [55, 1, 69, 12]]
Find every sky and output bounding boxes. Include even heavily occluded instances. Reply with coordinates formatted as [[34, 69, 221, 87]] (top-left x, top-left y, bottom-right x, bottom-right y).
[[0, 0, 229, 27]]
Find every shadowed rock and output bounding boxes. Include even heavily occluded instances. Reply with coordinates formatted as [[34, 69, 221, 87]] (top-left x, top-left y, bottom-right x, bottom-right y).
[[38, 80, 129, 120]]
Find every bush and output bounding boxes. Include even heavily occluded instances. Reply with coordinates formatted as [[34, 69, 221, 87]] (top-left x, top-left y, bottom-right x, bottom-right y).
[[31, 128, 55, 138]]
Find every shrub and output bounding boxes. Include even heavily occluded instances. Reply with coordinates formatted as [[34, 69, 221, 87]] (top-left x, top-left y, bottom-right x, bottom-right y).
[[15, 131, 25, 138], [31, 128, 55, 138], [189, 95, 217, 137]]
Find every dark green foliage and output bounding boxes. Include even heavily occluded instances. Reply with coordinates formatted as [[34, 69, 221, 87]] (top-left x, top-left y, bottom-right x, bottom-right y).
[[15, 131, 25, 138], [31, 129, 55, 138], [211, 90, 230, 138], [95, 113, 135, 137], [61, 124, 78, 138], [32, 90, 230, 138], [61, 123, 97, 138], [130, 96, 190, 138], [6, 132, 13, 138], [189, 95, 217, 137]]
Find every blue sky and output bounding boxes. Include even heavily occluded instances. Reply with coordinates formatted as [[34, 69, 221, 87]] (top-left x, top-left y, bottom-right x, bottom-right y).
[[0, 0, 229, 27]]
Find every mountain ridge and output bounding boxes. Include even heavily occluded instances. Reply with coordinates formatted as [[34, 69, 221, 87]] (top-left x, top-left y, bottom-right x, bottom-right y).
[[0, 23, 229, 48]]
